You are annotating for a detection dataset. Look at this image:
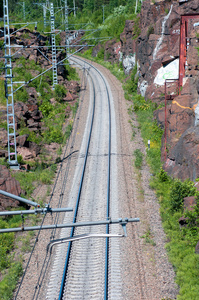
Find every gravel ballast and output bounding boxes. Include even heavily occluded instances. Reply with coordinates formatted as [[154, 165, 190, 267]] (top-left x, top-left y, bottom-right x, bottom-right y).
[[13, 59, 178, 300]]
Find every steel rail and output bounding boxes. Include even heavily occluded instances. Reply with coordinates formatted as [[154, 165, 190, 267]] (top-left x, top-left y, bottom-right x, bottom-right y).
[[14, 61, 89, 300], [31, 67, 90, 300], [73, 56, 111, 299], [58, 59, 96, 300], [58, 56, 112, 299]]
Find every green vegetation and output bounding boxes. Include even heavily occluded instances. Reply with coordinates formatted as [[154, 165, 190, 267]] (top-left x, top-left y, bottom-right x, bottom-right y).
[[0, 22, 79, 300], [141, 228, 156, 246], [0, 261, 23, 300], [134, 149, 143, 169], [13, 164, 55, 198], [0, 79, 6, 106], [123, 70, 199, 299], [3, 1, 199, 299], [0, 215, 23, 299], [85, 43, 199, 298]]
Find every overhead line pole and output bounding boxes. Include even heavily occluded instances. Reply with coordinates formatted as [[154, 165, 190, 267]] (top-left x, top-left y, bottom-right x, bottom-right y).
[[102, 5, 105, 23], [43, 3, 47, 29], [17, 2, 26, 21], [3, 0, 19, 169], [50, 2, 58, 89], [23, 2, 25, 20], [73, 0, 76, 17], [65, 0, 69, 54]]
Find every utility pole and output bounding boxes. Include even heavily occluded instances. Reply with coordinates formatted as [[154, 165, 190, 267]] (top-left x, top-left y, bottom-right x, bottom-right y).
[[23, 2, 25, 20], [43, 3, 47, 29], [102, 5, 105, 23], [34, 2, 47, 30], [65, 0, 69, 54], [17, 2, 26, 21], [73, 0, 76, 17], [135, 0, 138, 14], [50, 2, 58, 89], [3, 0, 19, 169]]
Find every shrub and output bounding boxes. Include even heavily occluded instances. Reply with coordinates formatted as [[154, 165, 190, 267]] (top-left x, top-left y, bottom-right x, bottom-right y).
[[158, 168, 170, 182], [55, 84, 67, 102], [170, 179, 197, 212], [0, 261, 23, 300], [17, 154, 25, 165], [97, 47, 104, 60], [39, 169, 53, 184], [15, 87, 29, 103], [39, 100, 53, 117]]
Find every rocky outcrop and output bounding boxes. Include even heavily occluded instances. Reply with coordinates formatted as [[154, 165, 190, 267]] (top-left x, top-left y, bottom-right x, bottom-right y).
[[0, 28, 80, 163], [0, 165, 23, 210], [117, 0, 199, 180], [0, 28, 81, 211]]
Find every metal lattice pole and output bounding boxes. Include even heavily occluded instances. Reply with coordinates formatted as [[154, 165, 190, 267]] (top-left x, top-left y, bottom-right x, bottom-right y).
[[50, 2, 57, 89], [23, 2, 25, 20], [43, 3, 47, 29], [65, 0, 69, 55], [3, 0, 19, 169], [73, 0, 76, 17], [46, 0, 49, 9]]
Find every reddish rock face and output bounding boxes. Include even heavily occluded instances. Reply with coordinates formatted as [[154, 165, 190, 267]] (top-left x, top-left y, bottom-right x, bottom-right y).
[[0, 165, 23, 211], [164, 127, 199, 181], [183, 196, 197, 211], [135, 0, 199, 180]]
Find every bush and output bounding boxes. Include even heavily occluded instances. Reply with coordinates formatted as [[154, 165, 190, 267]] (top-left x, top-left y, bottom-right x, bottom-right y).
[[17, 154, 25, 165], [97, 47, 104, 60], [55, 84, 67, 102], [39, 169, 53, 184], [158, 168, 170, 182], [170, 179, 197, 212], [0, 262, 23, 300], [14, 87, 29, 103]]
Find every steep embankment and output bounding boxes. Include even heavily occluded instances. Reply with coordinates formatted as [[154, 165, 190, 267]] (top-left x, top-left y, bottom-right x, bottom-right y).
[[0, 28, 80, 210], [101, 0, 199, 181]]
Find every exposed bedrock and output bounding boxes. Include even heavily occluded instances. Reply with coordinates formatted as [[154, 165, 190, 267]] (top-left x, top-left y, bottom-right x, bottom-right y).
[[101, 0, 199, 180], [136, 0, 199, 180]]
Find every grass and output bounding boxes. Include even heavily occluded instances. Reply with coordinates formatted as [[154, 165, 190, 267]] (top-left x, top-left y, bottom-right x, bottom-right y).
[[0, 214, 24, 299], [0, 261, 23, 300], [134, 149, 143, 169], [129, 95, 199, 299], [141, 228, 156, 246]]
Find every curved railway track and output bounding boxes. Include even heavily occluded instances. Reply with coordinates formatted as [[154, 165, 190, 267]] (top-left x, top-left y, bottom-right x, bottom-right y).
[[14, 56, 178, 300], [50, 56, 120, 300], [16, 56, 122, 300]]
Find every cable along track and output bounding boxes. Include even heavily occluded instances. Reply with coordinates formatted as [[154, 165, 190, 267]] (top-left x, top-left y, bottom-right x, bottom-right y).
[[44, 57, 122, 300]]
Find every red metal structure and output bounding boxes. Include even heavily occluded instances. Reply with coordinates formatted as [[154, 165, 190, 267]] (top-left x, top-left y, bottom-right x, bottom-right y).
[[179, 14, 199, 89], [164, 14, 199, 159]]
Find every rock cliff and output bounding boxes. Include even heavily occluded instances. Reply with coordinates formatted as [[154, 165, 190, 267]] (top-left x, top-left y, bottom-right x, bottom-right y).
[[137, 0, 199, 181], [102, 0, 199, 181]]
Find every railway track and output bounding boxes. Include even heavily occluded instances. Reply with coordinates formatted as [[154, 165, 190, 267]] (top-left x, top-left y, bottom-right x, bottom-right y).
[[14, 56, 178, 300], [47, 56, 121, 300], [16, 56, 123, 300]]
